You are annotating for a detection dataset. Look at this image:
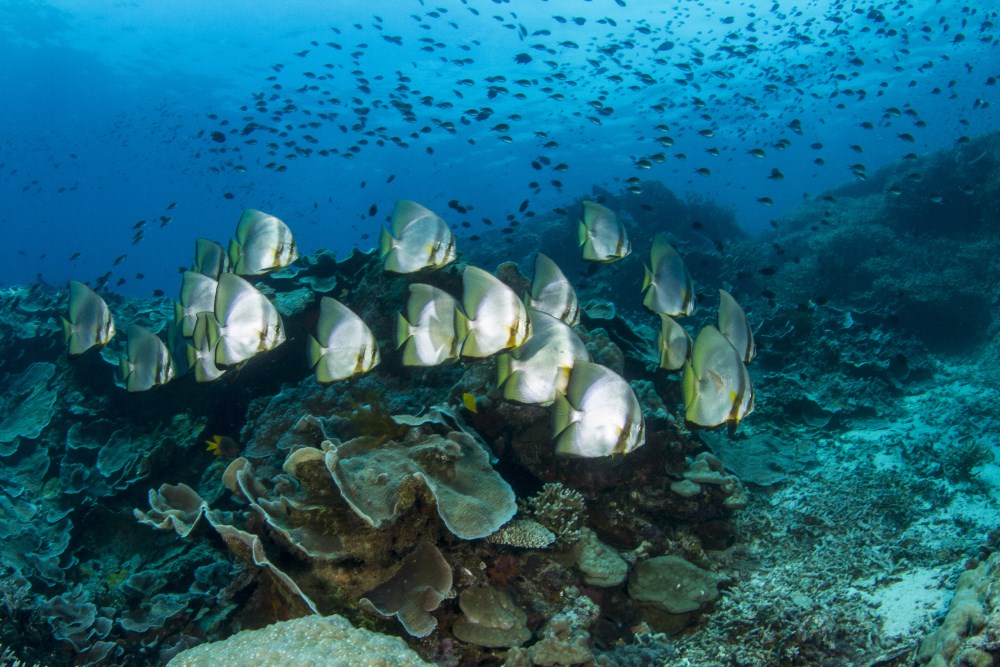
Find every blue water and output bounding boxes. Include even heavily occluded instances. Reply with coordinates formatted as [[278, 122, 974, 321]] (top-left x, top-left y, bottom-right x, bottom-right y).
[[1, 0, 995, 296]]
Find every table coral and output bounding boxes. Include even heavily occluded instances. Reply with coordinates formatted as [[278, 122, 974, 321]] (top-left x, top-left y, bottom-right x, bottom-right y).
[[328, 430, 517, 540]]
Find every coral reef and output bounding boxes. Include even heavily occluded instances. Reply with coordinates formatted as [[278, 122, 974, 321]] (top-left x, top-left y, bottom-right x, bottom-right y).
[[3, 132, 1000, 665]]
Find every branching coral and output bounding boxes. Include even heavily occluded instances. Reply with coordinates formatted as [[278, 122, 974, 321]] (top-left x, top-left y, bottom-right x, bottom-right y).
[[528, 482, 588, 548]]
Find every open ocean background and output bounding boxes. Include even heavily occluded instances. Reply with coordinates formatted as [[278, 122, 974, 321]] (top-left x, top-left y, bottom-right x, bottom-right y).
[[2, 0, 995, 296]]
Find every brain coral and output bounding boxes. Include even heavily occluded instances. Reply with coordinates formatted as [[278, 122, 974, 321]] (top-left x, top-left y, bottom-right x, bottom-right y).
[[166, 613, 431, 667]]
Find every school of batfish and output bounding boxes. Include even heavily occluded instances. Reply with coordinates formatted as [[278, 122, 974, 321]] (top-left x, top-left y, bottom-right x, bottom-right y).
[[62, 198, 755, 457]]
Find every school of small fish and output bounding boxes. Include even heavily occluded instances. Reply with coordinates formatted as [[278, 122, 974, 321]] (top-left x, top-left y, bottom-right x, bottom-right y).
[[23, 0, 991, 296], [63, 197, 757, 453]]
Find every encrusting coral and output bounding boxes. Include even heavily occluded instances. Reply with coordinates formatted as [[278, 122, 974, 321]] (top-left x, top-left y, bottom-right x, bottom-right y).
[[917, 552, 1000, 667], [628, 555, 720, 634], [452, 586, 531, 648]]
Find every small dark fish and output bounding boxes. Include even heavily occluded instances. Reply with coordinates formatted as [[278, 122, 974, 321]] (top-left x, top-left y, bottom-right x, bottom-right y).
[[759, 266, 777, 276], [113, 254, 127, 266], [211, 131, 226, 143], [368, 204, 378, 217], [166, 201, 177, 210], [224, 192, 234, 199], [70, 252, 81, 261], [152, 289, 165, 297], [514, 53, 532, 64]]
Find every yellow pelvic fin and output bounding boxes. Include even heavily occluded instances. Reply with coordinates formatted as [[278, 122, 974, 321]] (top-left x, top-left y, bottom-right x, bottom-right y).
[[378, 227, 395, 260], [394, 312, 412, 349], [306, 335, 325, 369], [496, 353, 513, 388]]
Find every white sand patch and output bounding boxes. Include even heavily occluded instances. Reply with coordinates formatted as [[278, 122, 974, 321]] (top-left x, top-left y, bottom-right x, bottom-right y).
[[946, 491, 999, 532], [870, 567, 949, 639]]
